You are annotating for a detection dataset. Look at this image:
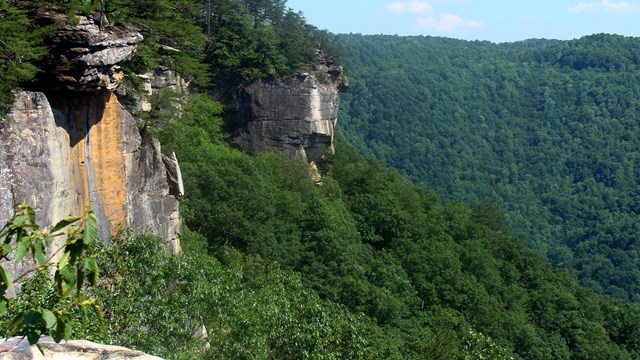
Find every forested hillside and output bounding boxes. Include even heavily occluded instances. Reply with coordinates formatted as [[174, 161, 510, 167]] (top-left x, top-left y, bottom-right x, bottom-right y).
[[3, 1, 640, 359], [142, 93, 640, 359], [336, 33, 640, 303]]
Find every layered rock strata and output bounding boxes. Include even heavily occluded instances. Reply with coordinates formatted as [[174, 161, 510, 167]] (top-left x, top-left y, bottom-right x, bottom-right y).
[[39, 13, 143, 91], [231, 52, 348, 163]]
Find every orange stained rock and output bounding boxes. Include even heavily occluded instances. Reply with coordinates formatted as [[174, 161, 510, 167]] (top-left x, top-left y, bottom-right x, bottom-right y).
[[89, 93, 127, 232]]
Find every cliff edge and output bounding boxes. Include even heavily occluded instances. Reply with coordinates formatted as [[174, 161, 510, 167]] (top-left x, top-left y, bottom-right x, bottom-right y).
[[231, 51, 348, 163], [0, 13, 182, 266]]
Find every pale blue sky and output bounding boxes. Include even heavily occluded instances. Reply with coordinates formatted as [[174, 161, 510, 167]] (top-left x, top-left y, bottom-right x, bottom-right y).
[[286, 0, 640, 43]]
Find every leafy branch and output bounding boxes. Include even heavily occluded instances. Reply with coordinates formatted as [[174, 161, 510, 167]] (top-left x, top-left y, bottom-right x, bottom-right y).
[[0, 203, 100, 346]]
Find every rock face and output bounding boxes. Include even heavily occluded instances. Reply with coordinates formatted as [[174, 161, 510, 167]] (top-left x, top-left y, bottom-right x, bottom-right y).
[[0, 336, 164, 359], [133, 68, 190, 113], [0, 92, 182, 258], [0, 12, 182, 262], [39, 13, 143, 91], [231, 52, 348, 163]]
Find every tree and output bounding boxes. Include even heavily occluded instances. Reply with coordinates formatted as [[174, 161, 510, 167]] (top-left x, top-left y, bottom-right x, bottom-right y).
[[0, 2, 51, 113]]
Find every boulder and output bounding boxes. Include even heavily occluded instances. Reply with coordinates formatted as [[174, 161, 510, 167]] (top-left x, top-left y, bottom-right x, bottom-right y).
[[0, 336, 163, 359], [38, 13, 143, 91]]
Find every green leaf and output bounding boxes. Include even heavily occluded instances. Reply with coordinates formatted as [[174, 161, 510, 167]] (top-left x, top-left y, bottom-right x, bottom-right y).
[[11, 213, 26, 228], [27, 331, 40, 346], [66, 235, 78, 245], [83, 211, 98, 249], [24, 312, 43, 327], [52, 321, 64, 343], [0, 230, 11, 244], [0, 267, 13, 289], [41, 309, 56, 329], [61, 282, 74, 298], [58, 251, 70, 271], [64, 321, 72, 340], [50, 216, 80, 235], [59, 264, 75, 282], [77, 267, 84, 293], [18, 232, 30, 249], [14, 238, 29, 262], [85, 257, 99, 286], [70, 246, 82, 265], [25, 204, 36, 224], [35, 239, 46, 265], [58, 265, 76, 297], [0, 244, 12, 257], [5, 314, 23, 336], [0, 299, 7, 317]]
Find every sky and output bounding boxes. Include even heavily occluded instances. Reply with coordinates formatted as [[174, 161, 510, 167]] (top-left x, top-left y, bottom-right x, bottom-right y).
[[285, 0, 640, 43]]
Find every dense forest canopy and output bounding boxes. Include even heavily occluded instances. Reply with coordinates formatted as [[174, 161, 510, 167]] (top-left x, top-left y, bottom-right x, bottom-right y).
[[143, 95, 640, 359], [336, 33, 640, 304], [3, 0, 640, 358]]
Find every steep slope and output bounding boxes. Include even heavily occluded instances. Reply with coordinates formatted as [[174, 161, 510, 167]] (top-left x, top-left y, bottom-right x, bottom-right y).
[[155, 95, 640, 358], [336, 33, 640, 303]]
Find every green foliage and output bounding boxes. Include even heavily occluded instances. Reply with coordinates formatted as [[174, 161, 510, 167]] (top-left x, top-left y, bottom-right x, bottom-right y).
[[156, 91, 640, 358], [103, 0, 210, 86], [462, 328, 514, 360], [96, 231, 384, 359], [336, 33, 640, 303], [0, 2, 52, 114], [155, 93, 226, 146], [5, 3, 640, 359], [1, 0, 339, 111], [203, 0, 338, 81], [108, 0, 337, 86], [0, 203, 100, 345]]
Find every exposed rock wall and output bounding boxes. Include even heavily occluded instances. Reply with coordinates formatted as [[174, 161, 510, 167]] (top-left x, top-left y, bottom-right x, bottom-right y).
[[231, 53, 348, 163], [0, 91, 182, 257], [39, 13, 142, 92], [0, 12, 182, 266], [135, 68, 190, 112]]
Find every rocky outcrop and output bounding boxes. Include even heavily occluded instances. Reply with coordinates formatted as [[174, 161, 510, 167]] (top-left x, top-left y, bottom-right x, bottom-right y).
[[0, 336, 164, 359], [162, 152, 185, 196], [0, 91, 182, 257], [133, 68, 190, 112], [38, 12, 143, 91], [0, 11, 182, 260], [231, 51, 348, 163]]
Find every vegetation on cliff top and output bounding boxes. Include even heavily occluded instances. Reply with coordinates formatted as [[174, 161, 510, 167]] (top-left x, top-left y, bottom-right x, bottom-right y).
[[0, 0, 338, 112]]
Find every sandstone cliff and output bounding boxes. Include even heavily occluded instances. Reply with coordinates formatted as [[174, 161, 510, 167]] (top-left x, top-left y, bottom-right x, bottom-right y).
[[231, 51, 348, 163], [38, 11, 142, 92], [0, 13, 182, 268]]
